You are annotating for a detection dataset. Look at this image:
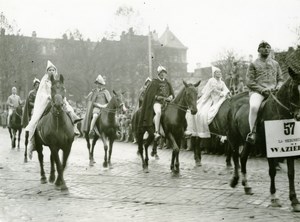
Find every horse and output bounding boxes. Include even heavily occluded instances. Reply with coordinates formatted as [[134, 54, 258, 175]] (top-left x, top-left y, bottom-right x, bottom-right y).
[[8, 104, 23, 149], [34, 74, 74, 191], [136, 80, 200, 173], [219, 67, 300, 211], [85, 90, 126, 167]]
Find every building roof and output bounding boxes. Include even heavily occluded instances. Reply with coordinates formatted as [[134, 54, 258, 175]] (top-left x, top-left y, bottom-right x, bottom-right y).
[[158, 27, 187, 50]]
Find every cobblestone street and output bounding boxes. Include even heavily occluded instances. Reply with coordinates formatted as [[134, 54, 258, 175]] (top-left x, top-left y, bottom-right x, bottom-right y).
[[1, 127, 300, 222]]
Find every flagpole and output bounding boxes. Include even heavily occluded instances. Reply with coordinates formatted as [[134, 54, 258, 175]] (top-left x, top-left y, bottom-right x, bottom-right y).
[[148, 26, 152, 79]]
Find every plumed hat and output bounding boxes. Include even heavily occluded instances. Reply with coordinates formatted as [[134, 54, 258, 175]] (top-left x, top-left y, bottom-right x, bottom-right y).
[[33, 78, 40, 85], [258, 41, 271, 51], [286, 47, 300, 74], [95, 74, 106, 85], [157, 65, 167, 74]]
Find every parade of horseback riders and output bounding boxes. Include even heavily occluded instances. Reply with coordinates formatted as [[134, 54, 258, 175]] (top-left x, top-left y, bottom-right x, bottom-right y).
[[2, 41, 300, 211]]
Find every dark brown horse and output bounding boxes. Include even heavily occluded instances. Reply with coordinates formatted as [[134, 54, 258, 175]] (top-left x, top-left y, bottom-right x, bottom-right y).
[[136, 80, 200, 173], [85, 90, 126, 168], [8, 104, 23, 149], [34, 74, 74, 191], [221, 68, 300, 211]]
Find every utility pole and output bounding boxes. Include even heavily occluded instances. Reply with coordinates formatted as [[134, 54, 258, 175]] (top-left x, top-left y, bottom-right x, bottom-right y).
[[148, 26, 152, 79]]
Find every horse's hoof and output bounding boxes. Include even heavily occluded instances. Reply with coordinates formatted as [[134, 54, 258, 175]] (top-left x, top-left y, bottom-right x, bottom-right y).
[[89, 161, 94, 167], [155, 154, 159, 160], [244, 187, 253, 195], [292, 203, 300, 212], [270, 198, 282, 207], [195, 161, 202, 167], [60, 184, 69, 192], [40, 178, 47, 184], [150, 151, 155, 157], [230, 177, 239, 188], [103, 162, 108, 168], [143, 168, 149, 173], [24, 158, 28, 163], [49, 176, 55, 184]]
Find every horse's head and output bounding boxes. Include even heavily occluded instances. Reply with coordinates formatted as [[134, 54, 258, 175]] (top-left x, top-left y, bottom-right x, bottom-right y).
[[110, 90, 127, 112], [183, 80, 201, 115], [50, 74, 65, 111], [287, 67, 300, 121]]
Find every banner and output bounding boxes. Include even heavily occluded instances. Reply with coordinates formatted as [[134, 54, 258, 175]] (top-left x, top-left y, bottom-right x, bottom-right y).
[[265, 119, 300, 158]]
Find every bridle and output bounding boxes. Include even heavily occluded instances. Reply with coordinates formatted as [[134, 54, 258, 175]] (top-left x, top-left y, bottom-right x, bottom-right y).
[[270, 79, 300, 117]]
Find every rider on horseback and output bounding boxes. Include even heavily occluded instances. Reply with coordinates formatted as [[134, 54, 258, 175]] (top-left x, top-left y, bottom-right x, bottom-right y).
[[139, 65, 174, 140], [246, 41, 284, 144], [82, 74, 112, 136], [22, 78, 40, 128], [25, 61, 82, 159], [6, 87, 22, 127]]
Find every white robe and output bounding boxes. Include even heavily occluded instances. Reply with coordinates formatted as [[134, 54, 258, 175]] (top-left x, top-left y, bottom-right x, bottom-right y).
[[194, 78, 229, 138], [25, 73, 73, 139]]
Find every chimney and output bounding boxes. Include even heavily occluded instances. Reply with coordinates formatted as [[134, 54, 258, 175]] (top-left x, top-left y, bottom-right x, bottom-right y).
[[32, 31, 37, 37]]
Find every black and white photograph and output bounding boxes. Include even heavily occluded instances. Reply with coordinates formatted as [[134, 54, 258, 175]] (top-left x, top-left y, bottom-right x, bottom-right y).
[[1, 0, 300, 221]]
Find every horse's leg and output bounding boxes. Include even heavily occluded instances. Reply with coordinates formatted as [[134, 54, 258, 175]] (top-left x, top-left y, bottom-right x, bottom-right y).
[[17, 129, 22, 149], [89, 134, 98, 166], [51, 148, 68, 190], [194, 137, 202, 167], [84, 132, 92, 165], [225, 142, 232, 168], [240, 143, 253, 195], [102, 134, 109, 168], [24, 131, 29, 163], [287, 157, 300, 211], [137, 128, 146, 171], [268, 158, 281, 207], [36, 145, 47, 184], [168, 133, 181, 174], [230, 142, 240, 188], [49, 153, 56, 183], [62, 144, 71, 170], [151, 139, 159, 159], [143, 128, 154, 173], [108, 137, 114, 167]]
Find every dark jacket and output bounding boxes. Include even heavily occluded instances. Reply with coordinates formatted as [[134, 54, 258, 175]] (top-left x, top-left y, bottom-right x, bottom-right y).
[[22, 89, 37, 128], [138, 78, 174, 128]]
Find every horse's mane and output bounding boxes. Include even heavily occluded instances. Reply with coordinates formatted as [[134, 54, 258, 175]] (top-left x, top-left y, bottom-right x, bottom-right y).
[[173, 84, 192, 103]]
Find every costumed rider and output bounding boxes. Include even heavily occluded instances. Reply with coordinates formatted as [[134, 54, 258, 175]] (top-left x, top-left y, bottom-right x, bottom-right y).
[[139, 65, 174, 140], [82, 74, 112, 135], [246, 41, 284, 144], [22, 78, 40, 128], [25, 60, 82, 159], [6, 86, 22, 127]]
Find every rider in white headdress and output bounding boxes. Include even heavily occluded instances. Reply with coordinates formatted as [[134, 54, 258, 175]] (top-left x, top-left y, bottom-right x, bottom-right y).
[[25, 60, 82, 159], [194, 66, 230, 138]]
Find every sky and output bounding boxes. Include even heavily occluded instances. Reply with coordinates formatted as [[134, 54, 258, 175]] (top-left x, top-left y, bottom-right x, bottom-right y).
[[1, 0, 300, 71]]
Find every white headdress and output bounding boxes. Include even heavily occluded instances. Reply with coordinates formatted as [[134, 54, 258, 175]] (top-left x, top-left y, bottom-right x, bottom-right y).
[[95, 75, 106, 85], [46, 60, 57, 73], [157, 65, 167, 75], [211, 66, 221, 77], [33, 78, 40, 85]]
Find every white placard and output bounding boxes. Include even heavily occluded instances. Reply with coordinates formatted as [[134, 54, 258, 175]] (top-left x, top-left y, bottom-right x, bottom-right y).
[[265, 119, 300, 158]]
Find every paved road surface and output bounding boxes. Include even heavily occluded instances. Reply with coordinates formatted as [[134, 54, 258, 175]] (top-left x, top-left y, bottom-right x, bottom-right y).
[[0, 128, 300, 221]]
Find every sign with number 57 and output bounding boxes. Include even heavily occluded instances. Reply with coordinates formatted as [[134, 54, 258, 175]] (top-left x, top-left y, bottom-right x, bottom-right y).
[[265, 119, 300, 158]]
